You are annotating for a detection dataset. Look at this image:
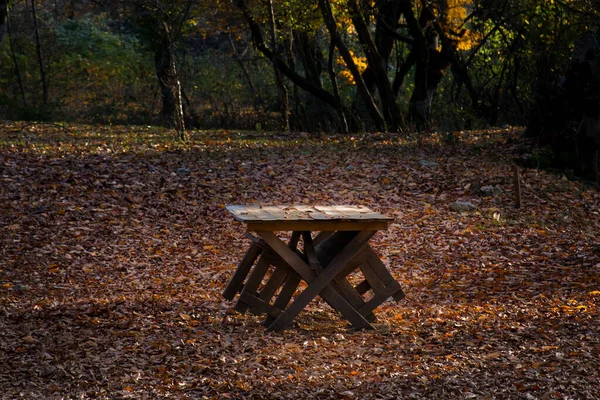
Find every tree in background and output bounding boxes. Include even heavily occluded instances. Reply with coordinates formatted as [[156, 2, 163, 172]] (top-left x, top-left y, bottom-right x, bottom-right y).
[[0, 0, 9, 44], [0, 0, 54, 117], [520, 0, 600, 179], [0, 0, 599, 143], [133, 0, 191, 141], [232, 0, 489, 132]]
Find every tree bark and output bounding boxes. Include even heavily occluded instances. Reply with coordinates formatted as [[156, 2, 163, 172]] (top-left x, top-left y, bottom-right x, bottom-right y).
[[5, 1, 26, 107], [432, 19, 483, 119], [348, 0, 404, 131], [296, 32, 321, 85], [267, 0, 290, 131], [318, 0, 385, 131], [0, 0, 8, 45], [361, 0, 402, 96], [274, 69, 290, 131], [392, 49, 417, 96], [229, 35, 262, 110], [234, 0, 352, 127], [155, 21, 186, 141], [327, 39, 349, 133], [31, 0, 48, 105], [399, 0, 430, 127]]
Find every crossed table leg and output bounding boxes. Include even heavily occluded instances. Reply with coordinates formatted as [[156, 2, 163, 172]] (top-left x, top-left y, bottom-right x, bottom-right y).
[[223, 229, 404, 331]]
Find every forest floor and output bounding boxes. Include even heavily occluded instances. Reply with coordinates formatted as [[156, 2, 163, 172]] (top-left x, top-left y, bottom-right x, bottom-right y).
[[1, 122, 599, 399]]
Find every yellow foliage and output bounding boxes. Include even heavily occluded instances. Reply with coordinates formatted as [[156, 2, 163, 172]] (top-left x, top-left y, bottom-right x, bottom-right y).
[[456, 30, 482, 51], [337, 50, 368, 85], [438, 0, 480, 51], [443, 0, 468, 28]]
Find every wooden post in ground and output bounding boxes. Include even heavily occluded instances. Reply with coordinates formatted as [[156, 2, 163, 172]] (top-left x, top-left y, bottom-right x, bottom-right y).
[[513, 165, 522, 208], [595, 150, 599, 188]]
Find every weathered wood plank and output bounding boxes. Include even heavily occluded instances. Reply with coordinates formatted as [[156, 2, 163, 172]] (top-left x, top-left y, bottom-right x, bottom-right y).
[[234, 255, 271, 313], [266, 281, 375, 331], [313, 285, 374, 331], [266, 230, 376, 331], [254, 263, 290, 312], [359, 257, 405, 304], [277, 206, 317, 220], [246, 220, 389, 232], [315, 231, 360, 268], [239, 291, 282, 316], [224, 205, 403, 330], [362, 253, 405, 300], [243, 232, 268, 249], [313, 205, 350, 219], [354, 279, 371, 295], [313, 205, 393, 220], [288, 231, 301, 250], [356, 289, 395, 316], [263, 273, 301, 326], [313, 231, 334, 246], [258, 231, 376, 330], [226, 205, 262, 221], [227, 205, 392, 223], [256, 231, 316, 282], [222, 242, 262, 300], [292, 205, 330, 220], [302, 231, 321, 271], [330, 278, 377, 322], [360, 261, 387, 293], [392, 287, 406, 301], [336, 247, 371, 277], [246, 206, 280, 221]]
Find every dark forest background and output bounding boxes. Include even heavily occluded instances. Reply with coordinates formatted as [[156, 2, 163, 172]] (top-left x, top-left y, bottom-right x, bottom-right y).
[[1, 0, 599, 175]]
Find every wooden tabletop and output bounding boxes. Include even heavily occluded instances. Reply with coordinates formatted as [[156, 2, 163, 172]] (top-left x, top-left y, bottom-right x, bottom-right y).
[[226, 205, 393, 231]]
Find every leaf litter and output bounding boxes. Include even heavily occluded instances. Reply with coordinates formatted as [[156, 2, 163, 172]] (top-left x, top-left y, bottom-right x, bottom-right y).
[[0, 123, 599, 399]]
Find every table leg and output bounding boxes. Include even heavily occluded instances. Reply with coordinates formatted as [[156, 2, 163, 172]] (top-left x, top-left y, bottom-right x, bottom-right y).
[[331, 278, 377, 322], [258, 230, 376, 331], [301, 231, 375, 320], [222, 242, 262, 300], [246, 231, 302, 314], [302, 231, 321, 271], [313, 231, 334, 246], [234, 254, 271, 313], [263, 272, 301, 326], [345, 248, 404, 316], [250, 263, 288, 315], [360, 252, 405, 301], [257, 231, 316, 282]]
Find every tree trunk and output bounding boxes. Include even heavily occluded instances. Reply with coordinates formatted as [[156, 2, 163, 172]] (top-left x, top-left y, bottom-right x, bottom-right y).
[[431, 17, 489, 123], [267, 0, 290, 131], [318, 0, 385, 131], [274, 69, 290, 131], [396, 1, 456, 128], [361, 0, 401, 95], [234, 0, 352, 127], [327, 39, 349, 133], [356, 0, 401, 124], [31, 0, 48, 105], [393, 49, 417, 96], [0, 0, 8, 45], [292, 18, 347, 132], [348, 0, 403, 132], [294, 31, 323, 88], [155, 22, 187, 141], [5, 2, 26, 107], [229, 35, 262, 110]]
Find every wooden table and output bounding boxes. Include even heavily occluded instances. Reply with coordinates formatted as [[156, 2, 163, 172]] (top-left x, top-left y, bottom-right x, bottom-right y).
[[223, 205, 404, 331]]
